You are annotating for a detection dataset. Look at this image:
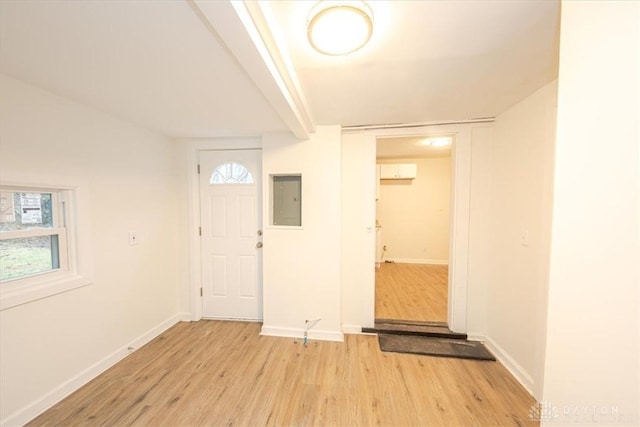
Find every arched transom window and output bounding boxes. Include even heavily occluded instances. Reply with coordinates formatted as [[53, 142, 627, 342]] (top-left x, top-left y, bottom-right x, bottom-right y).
[[210, 162, 254, 184]]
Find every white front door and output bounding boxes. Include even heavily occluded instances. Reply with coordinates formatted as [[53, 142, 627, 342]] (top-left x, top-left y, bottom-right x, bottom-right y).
[[199, 150, 262, 320]]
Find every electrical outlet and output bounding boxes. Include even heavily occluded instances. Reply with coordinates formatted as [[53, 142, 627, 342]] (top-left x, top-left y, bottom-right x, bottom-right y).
[[128, 231, 138, 246], [520, 230, 529, 246]]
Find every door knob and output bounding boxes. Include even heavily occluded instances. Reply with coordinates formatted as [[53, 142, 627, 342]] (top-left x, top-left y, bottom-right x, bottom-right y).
[[256, 242, 263, 248], [257, 230, 263, 236]]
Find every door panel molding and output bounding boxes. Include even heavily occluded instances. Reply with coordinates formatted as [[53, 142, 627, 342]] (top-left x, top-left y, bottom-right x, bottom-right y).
[[199, 149, 262, 320], [185, 139, 262, 321]]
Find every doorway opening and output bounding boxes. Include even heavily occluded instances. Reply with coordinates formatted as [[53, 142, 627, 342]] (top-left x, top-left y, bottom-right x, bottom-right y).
[[374, 134, 453, 324]]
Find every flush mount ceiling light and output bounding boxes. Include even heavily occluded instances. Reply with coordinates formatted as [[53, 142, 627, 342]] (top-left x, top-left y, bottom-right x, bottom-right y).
[[421, 137, 453, 147], [307, 1, 373, 56]]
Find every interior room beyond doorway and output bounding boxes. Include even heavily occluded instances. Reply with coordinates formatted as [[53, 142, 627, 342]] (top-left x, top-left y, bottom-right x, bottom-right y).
[[375, 262, 448, 322], [375, 135, 452, 323]]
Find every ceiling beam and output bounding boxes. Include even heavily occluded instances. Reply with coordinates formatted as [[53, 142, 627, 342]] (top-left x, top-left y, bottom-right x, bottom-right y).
[[191, 0, 314, 140]]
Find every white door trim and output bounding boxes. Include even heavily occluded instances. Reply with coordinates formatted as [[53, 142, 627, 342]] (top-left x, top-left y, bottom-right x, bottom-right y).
[[363, 123, 483, 333], [186, 138, 262, 321]]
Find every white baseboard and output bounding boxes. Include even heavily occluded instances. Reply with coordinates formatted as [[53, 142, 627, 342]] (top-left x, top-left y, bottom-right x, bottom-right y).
[[387, 258, 448, 265], [342, 324, 362, 334], [178, 311, 193, 322], [1, 313, 185, 427], [468, 333, 534, 396], [260, 325, 344, 342], [201, 316, 263, 322]]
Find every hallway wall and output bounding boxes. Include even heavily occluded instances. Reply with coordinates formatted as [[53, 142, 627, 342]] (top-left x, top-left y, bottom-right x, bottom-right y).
[[485, 80, 558, 397], [543, 2, 639, 423]]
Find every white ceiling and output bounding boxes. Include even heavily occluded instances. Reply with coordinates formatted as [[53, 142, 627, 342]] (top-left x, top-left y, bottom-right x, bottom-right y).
[[0, 0, 287, 138], [0, 0, 560, 138], [265, 0, 560, 126]]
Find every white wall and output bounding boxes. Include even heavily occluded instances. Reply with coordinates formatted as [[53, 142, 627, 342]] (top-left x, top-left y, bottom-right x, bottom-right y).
[[377, 157, 451, 264], [466, 126, 493, 337], [543, 2, 639, 424], [261, 126, 343, 341], [341, 133, 377, 331], [484, 81, 557, 397], [0, 75, 184, 425]]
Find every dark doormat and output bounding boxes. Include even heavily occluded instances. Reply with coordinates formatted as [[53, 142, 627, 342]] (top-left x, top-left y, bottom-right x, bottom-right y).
[[364, 320, 467, 340], [378, 334, 496, 361]]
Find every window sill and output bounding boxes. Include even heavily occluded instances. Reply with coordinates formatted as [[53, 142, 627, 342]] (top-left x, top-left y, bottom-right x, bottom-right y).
[[0, 274, 92, 311], [266, 225, 304, 230]]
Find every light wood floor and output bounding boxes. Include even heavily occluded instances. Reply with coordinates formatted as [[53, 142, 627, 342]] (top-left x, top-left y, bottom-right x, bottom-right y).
[[376, 263, 448, 322], [29, 320, 537, 426]]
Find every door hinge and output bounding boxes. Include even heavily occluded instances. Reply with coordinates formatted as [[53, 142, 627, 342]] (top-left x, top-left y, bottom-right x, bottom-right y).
[[197, 164, 200, 174], [199, 226, 202, 236], [200, 287, 203, 297]]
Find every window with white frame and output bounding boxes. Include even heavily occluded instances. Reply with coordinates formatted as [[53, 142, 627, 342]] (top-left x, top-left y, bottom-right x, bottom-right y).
[[0, 185, 90, 310], [0, 189, 67, 280]]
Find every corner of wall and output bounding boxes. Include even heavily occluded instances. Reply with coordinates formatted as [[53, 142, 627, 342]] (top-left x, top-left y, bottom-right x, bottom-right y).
[[1, 314, 184, 427]]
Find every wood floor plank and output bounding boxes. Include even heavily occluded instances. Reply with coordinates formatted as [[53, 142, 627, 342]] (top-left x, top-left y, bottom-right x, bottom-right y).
[[376, 262, 448, 322], [27, 320, 537, 426]]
